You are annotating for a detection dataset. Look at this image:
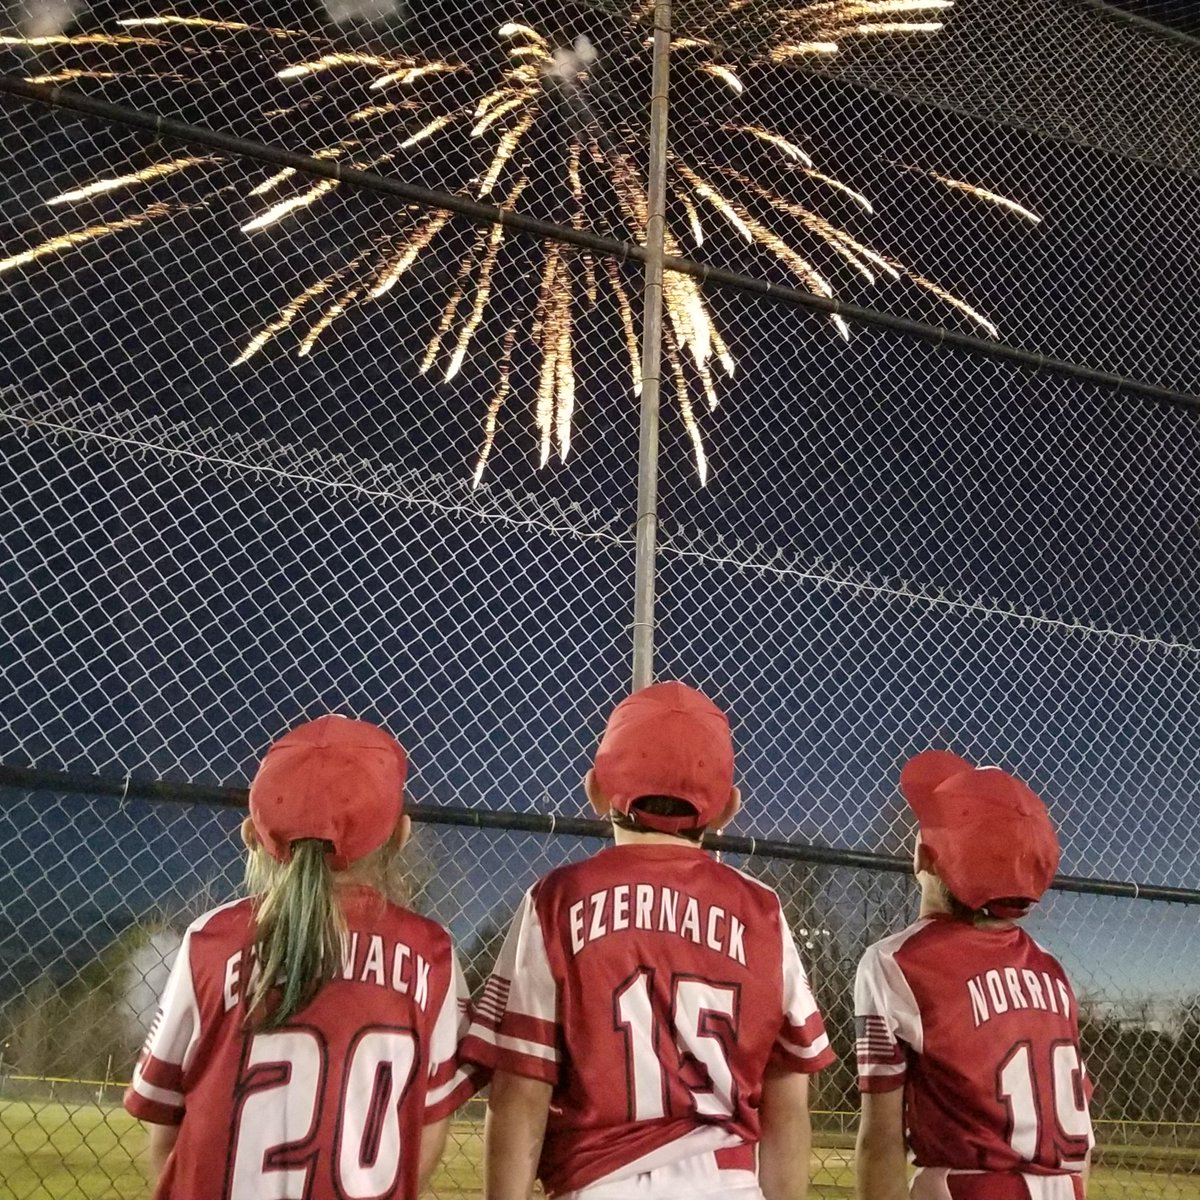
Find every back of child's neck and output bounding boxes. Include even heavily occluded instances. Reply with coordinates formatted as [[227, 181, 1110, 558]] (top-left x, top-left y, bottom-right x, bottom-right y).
[[611, 825, 706, 848], [919, 893, 1013, 929]]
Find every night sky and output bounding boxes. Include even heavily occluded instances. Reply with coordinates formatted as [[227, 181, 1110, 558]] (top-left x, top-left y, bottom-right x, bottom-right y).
[[2, 0, 1200, 1020]]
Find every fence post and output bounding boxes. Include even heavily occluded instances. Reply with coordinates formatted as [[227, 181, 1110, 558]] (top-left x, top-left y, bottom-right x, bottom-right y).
[[631, 0, 672, 691]]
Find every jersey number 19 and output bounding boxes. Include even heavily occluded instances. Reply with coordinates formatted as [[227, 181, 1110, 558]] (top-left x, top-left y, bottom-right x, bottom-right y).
[[997, 1040, 1091, 1165]]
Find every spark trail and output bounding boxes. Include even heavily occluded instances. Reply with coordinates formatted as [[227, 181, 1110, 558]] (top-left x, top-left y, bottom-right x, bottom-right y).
[[2, 0, 1038, 482]]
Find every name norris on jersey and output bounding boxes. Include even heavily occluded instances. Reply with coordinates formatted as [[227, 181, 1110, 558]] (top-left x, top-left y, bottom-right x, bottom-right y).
[[568, 885, 747, 965], [966, 967, 1072, 1028], [221, 933, 433, 1013]]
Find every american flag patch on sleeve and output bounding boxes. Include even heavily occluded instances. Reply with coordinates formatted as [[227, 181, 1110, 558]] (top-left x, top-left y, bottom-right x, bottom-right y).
[[855, 1013, 907, 1091], [855, 1014, 904, 1066]]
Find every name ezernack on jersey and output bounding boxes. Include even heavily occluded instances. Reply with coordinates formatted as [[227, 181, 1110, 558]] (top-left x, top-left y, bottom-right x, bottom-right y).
[[567, 884, 748, 965], [220, 932, 436, 1013]]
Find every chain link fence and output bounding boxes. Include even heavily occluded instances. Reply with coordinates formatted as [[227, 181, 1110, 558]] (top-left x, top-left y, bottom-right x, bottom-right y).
[[2, 0, 1200, 1196]]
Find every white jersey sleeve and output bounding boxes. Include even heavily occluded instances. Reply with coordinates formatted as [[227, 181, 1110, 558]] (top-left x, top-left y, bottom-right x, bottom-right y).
[[124, 929, 200, 1124], [854, 938, 921, 1093], [424, 945, 479, 1121], [460, 885, 560, 1084], [771, 909, 836, 1073]]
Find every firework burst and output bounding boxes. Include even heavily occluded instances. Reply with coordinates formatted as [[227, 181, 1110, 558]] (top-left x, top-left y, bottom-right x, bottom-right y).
[[0, 0, 1039, 483]]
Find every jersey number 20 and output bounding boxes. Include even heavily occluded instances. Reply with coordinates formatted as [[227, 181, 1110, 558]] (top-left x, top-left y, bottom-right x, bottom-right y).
[[227, 1026, 418, 1199], [615, 969, 739, 1121]]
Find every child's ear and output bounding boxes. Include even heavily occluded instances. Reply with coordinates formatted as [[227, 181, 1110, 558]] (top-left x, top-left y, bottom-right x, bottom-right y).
[[391, 813, 412, 852], [240, 818, 258, 851], [584, 769, 611, 816], [914, 836, 936, 876]]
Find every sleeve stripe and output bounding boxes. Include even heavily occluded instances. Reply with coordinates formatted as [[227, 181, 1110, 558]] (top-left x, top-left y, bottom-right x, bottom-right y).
[[462, 1024, 500, 1050], [425, 1073, 479, 1122], [123, 1090, 185, 1125], [459, 1033, 499, 1069], [426, 1066, 476, 1109], [779, 1031, 831, 1061], [496, 1032, 556, 1061], [860, 1060, 906, 1076], [775, 1043, 837, 1073], [137, 1055, 184, 1092], [130, 1074, 185, 1108], [498, 1012, 557, 1046], [464, 1023, 558, 1063], [461, 1031, 557, 1084], [781, 1011, 826, 1042], [428, 1057, 460, 1089], [493, 1030, 558, 1062], [470, 1008, 554, 1042]]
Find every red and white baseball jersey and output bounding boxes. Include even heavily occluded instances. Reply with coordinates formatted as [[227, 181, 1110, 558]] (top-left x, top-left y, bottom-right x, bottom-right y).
[[124, 887, 477, 1200], [855, 915, 1094, 1191], [461, 843, 835, 1196]]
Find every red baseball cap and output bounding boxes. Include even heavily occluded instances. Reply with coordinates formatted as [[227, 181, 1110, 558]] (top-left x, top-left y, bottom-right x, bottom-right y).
[[249, 715, 408, 870], [593, 681, 734, 834], [900, 750, 1061, 914]]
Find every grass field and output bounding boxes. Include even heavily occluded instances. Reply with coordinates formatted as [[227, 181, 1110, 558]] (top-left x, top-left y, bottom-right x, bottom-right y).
[[1, 1100, 1198, 1199]]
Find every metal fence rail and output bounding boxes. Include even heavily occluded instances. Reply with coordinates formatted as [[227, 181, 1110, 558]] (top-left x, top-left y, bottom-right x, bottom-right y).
[[7, 762, 1200, 904]]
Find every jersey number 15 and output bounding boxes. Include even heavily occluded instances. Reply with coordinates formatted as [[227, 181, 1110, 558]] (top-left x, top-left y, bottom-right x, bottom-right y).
[[615, 969, 739, 1122]]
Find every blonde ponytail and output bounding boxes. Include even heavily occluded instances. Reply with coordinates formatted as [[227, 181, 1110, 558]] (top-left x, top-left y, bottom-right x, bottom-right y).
[[247, 839, 346, 1028]]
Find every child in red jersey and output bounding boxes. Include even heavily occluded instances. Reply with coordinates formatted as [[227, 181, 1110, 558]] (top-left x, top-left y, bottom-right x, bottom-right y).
[[462, 682, 835, 1200], [854, 751, 1095, 1200], [124, 715, 477, 1200]]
